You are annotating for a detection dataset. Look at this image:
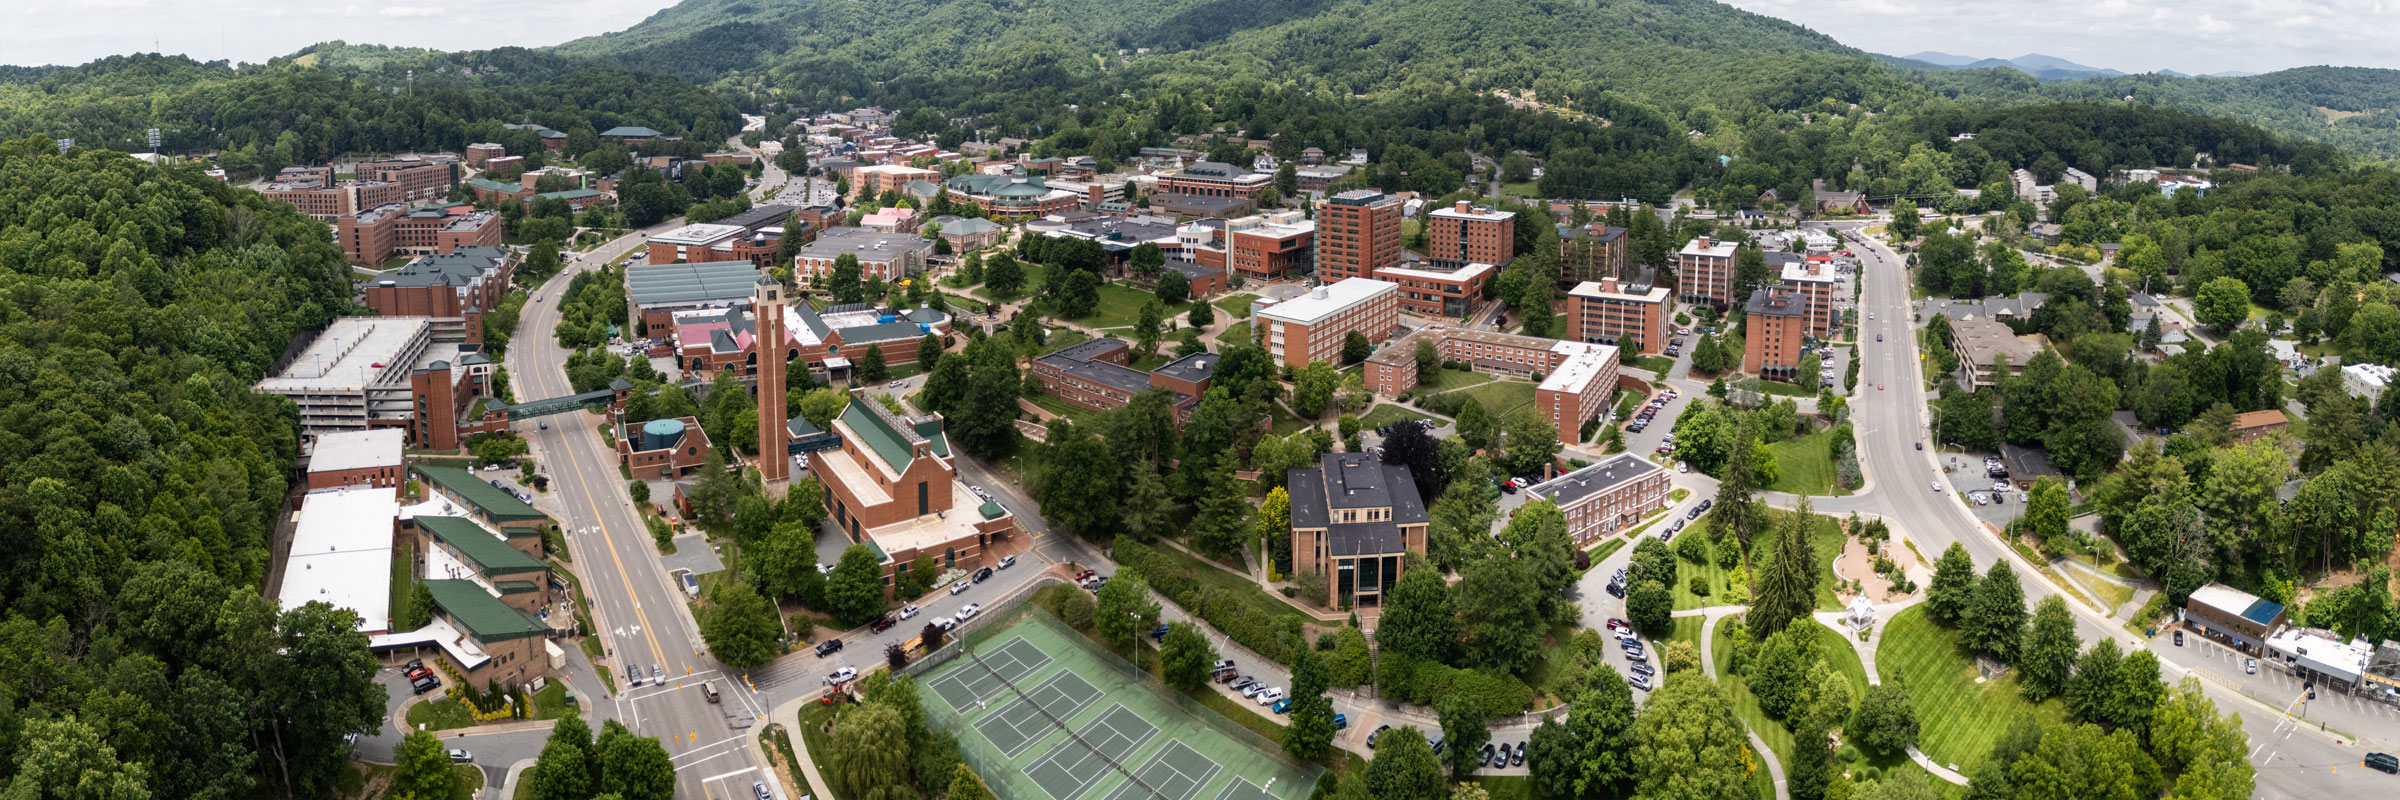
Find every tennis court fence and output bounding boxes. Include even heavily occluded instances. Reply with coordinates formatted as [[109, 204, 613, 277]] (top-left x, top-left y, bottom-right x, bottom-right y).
[[966, 637, 1171, 800]]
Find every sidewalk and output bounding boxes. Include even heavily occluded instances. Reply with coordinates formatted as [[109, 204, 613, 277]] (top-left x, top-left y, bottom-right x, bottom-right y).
[[1692, 606, 1787, 800], [768, 697, 836, 800]]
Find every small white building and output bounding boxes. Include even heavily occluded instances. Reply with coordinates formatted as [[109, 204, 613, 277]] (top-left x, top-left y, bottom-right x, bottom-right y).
[[2344, 363, 2395, 402], [2264, 628, 2374, 694], [1845, 595, 1877, 633]]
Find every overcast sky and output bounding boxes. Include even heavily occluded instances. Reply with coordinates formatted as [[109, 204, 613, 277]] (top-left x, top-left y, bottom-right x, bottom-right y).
[[1720, 0, 2395, 75], [5, 0, 2389, 75], [1, 0, 678, 67]]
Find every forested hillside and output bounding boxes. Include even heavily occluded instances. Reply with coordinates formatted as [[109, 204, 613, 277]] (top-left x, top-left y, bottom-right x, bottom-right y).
[[565, 0, 2400, 164], [0, 139, 386, 798], [0, 47, 739, 174]]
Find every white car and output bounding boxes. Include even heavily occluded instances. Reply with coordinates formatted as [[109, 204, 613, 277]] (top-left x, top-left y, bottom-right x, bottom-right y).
[[1241, 683, 1271, 699], [823, 667, 859, 686], [888, 381, 906, 389], [997, 555, 1017, 569], [1677, 462, 1689, 473], [1932, 481, 1943, 492], [899, 604, 920, 620], [956, 603, 982, 621], [950, 581, 971, 596], [1254, 688, 1285, 706]]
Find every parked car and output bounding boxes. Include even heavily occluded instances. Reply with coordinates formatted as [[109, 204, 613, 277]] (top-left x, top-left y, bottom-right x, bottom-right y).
[[1478, 743, 1496, 768], [1074, 569, 1097, 582], [998, 555, 1017, 569], [448, 749, 474, 764], [411, 677, 440, 695], [815, 639, 845, 657], [754, 780, 775, 800], [1698, 499, 1713, 512], [2366, 752, 2398, 774], [955, 603, 982, 621], [2246, 658, 2257, 674], [1512, 742, 1527, 767], [1255, 688, 1284, 706], [1273, 698, 1293, 714], [1334, 713, 1349, 730], [899, 604, 921, 620], [1367, 725, 1390, 748], [1629, 673, 1654, 691], [935, 618, 959, 632], [1230, 676, 1257, 691], [1428, 735, 1447, 755], [869, 615, 897, 633], [1212, 659, 1237, 672], [1150, 624, 1172, 640], [1215, 670, 1240, 684], [1606, 618, 1630, 633], [824, 667, 859, 686], [2173, 630, 2184, 646], [950, 581, 971, 596], [973, 567, 994, 583], [1631, 663, 1657, 678]]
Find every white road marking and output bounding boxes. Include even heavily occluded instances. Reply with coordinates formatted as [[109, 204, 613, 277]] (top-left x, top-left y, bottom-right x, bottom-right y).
[[699, 766, 761, 780]]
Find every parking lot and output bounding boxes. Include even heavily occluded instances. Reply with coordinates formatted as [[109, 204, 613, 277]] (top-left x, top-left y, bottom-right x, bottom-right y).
[[2164, 628, 2400, 735], [1933, 450, 2026, 527]]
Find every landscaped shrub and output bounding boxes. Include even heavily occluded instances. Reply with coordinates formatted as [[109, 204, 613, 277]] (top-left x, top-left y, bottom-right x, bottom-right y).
[[1113, 539, 1299, 664]]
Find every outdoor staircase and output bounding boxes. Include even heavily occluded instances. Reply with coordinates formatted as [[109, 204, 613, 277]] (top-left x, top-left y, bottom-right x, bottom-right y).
[[1363, 629, 1380, 699]]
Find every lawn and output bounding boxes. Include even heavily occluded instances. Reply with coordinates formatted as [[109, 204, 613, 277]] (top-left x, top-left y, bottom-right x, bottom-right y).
[[528, 682, 574, 720], [1586, 536, 1630, 567], [1056, 280, 1195, 331], [970, 262, 1048, 302], [1213, 293, 1260, 319], [389, 543, 416, 633], [1709, 617, 1872, 772], [1474, 776, 1532, 800], [1666, 514, 1739, 611], [1027, 393, 1104, 429], [1752, 379, 1820, 398], [1029, 328, 1090, 358], [1876, 605, 2067, 776], [1436, 379, 1540, 415], [1668, 615, 1708, 650], [1267, 402, 1315, 436], [404, 697, 477, 731], [1413, 366, 1494, 393], [1358, 404, 1432, 430], [1139, 539, 1317, 632], [1220, 321, 1252, 347], [1626, 355, 1676, 374], [1501, 180, 1541, 198], [1764, 430, 1846, 497]]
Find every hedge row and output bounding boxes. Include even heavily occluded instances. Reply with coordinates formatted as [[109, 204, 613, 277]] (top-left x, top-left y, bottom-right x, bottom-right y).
[[1377, 654, 1536, 713], [1113, 539, 1302, 665]]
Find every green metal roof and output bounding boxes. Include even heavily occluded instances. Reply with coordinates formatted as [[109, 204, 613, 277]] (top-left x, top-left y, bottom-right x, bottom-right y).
[[425, 580, 549, 641], [413, 466, 547, 522], [418, 516, 546, 576], [537, 189, 603, 201], [841, 402, 915, 473], [468, 178, 525, 194], [493, 580, 540, 595], [601, 126, 663, 138], [979, 500, 1006, 520]]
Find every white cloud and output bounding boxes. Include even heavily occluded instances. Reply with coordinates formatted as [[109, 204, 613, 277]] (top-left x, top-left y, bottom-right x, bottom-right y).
[[1, 0, 676, 67], [380, 8, 449, 19]]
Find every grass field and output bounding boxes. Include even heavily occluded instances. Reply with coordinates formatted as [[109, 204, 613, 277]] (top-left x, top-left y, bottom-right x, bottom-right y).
[[1765, 430, 1846, 497], [1752, 380, 1819, 398], [972, 262, 1049, 303], [1031, 329, 1091, 359], [1413, 366, 1494, 394], [1028, 393, 1104, 429], [1213, 294, 1259, 319], [1220, 321, 1251, 347], [527, 682, 574, 721], [1437, 379, 1540, 415], [1137, 539, 1316, 633], [1058, 280, 1196, 331], [1267, 402, 1315, 436], [1667, 514, 1735, 611], [1475, 776, 1532, 800], [1709, 618, 1872, 771], [404, 697, 476, 731], [1358, 404, 1432, 430], [1876, 605, 2066, 775], [1626, 355, 1676, 374]]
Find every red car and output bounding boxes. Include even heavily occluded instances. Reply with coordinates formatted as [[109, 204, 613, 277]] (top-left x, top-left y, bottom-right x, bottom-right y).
[[1606, 618, 1630, 633], [1073, 569, 1097, 582], [1215, 669, 1241, 684], [868, 614, 897, 633]]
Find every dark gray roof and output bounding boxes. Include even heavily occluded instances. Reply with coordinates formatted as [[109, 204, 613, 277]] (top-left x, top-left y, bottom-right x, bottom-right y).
[[713, 204, 805, 232], [1318, 452, 1427, 523], [383, 247, 508, 288], [1763, 251, 1806, 269], [787, 416, 825, 438], [1153, 351, 1219, 384], [1564, 224, 1626, 243], [1165, 259, 1219, 282], [1328, 522, 1406, 557], [628, 261, 762, 306], [1746, 288, 1808, 318], [1046, 337, 1131, 364], [840, 321, 932, 345], [1530, 455, 1663, 506], [791, 304, 832, 339], [824, 302, 877, 315], [1151, 194, 1253, 214], [1288, 468, 1329, 528], [1037, 354, 1153, 395]]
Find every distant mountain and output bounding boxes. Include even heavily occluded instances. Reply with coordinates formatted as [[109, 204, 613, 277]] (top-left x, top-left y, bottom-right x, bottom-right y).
[[1877, 51, 2125, 81], [1903, 51, 1977, 67]]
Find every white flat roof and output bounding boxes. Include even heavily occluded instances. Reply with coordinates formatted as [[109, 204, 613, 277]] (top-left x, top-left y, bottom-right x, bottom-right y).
[[368, 616, 491, 670], [311, 429, 406, 473], [1429, 205, 1516, 222], [2265, 629, 2371, 683], [2187, 583, 2264, 618], [652, 223, 745, 247], [1568, 281, 1670, 302], [257, 317, 435, 393], [1256, 278, 1396, 325], [1378, 262, 1495, 282], [1680, 238, 1737, 258], [1540, 342, 1619, 393], [280, 487, 399, 632], [1781, 260, 1838, 283]]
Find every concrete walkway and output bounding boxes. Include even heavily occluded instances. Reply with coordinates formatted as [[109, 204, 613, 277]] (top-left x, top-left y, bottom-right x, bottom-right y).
[[495, 758, 538, 800], [1905, 746, 1971, 785], [768, 696, 837, 800], [1692, 606, 1788, 800]]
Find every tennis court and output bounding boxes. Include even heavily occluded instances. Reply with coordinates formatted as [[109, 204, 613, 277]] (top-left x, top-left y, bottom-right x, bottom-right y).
[[975, 672, 1104, 757], [910, 607, 1320, 800]]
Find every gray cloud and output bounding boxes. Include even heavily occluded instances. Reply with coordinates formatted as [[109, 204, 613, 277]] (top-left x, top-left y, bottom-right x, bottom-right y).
[[1715, 0, 2400, 75], [1, 0, 677, 67]]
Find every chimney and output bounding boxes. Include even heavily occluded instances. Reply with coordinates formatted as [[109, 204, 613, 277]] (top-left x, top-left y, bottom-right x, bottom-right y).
[[1695, 236, 1712, 249], [1454, 200, 1471, 214]]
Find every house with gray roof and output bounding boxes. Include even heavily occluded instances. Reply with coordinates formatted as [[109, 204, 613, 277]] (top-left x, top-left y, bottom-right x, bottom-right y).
[[1287, 452, 1427, 608]]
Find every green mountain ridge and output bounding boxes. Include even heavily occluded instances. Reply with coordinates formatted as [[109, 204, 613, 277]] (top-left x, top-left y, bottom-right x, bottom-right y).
[[552, 0, 2400, 161]]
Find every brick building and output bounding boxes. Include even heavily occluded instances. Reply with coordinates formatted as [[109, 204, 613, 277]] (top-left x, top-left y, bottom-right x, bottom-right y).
[[672, 300, 951, 380], [1526, 454, 1671, 546], [1374, 261, 1494, 319], [1361, 326, 1620, 445], [468, 177, 533, 205], [1779, 257, 1842, 338], [628, 260, 770, 335], [1566, 275, 1673, 355], [1030, 339, 1217, 422], [796, 227, 935, 284], [810, 394, 1018, 597], [1287, 453, 1428, 608], [352, 156, 460, 202], [1676, 236, 1738, 307], [465, 143, 505, 166], [856, 164, 943, 200], [945, 173, 1081, 218], [1537, 342, 1621, 446], [1314, 190, 1404, 282], [1252, 278, 1401, 368], [1427, 202, 1516, 269], [1155, 161, 1273, 199], [1171, 211, 1316, 281], [306, 429, 407, 490], [1560, 223, 1630, 285], [616, 416, 715, 479], [339, 204, 504, 267], [1742, 287, 1812, 381], [362, 246, 515, 343]]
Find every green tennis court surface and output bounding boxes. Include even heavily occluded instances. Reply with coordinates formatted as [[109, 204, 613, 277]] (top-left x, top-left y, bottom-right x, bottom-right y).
[[912, 608, 1319, 800]]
